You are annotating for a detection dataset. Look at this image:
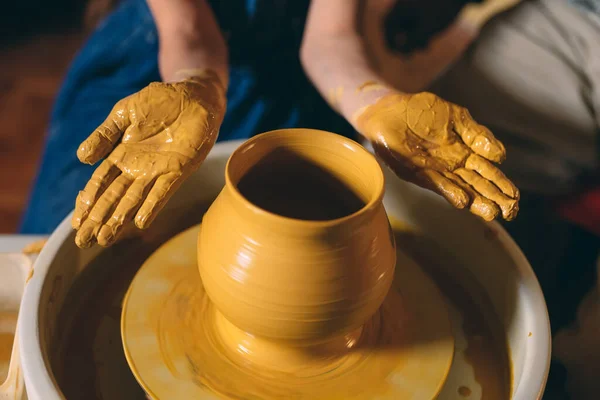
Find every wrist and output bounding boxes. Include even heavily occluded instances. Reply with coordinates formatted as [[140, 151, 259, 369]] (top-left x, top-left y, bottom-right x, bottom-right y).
[[344, 84, 395, 127], [158, 41, 228, 87], [177, 71, 228, 130], [352, 91, 408, 141], [301, 35, 397, 119]]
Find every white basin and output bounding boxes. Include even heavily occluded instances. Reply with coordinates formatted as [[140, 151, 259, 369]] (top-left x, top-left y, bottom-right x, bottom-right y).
[[14, 140, 550, 399]]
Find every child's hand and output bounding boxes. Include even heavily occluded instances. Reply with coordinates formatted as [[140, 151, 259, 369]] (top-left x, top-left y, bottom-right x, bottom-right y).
[[72, 70, 226, 248], [356, 91, 519, 221]]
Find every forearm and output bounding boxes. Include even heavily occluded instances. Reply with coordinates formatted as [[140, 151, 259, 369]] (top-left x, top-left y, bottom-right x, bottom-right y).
[[301, 35, 395, 128], [146, 0, 228, 87], [300, 0, 403, 136]]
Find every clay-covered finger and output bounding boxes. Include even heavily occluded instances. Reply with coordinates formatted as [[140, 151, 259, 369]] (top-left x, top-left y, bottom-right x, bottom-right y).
[[417, 169, 469, 210], [454, 168, 518, 220], [465, 154, 519, 199], [97, 178, 150, 246], [451, 106, 506, 163], [135, 172, 182, 229], [72, 160, 120, 230], [85, 174, 131, 231], [75, 175, 132, 248], [75, 218, 102, 248], [87, 174, 132, 221], [77, 99, 130, 165], [443, 172, 500, 221]]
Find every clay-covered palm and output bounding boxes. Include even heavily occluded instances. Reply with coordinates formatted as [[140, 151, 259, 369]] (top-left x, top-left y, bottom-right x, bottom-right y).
[[72, 74, 226, 248], [357, 92, 519, 221]]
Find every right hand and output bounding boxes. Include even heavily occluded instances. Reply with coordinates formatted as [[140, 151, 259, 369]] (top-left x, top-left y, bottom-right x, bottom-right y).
[[72, 70, 226, 248]]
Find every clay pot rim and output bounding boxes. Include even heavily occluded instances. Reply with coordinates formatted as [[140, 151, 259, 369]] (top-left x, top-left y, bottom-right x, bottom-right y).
[[224, 128, 385, 228]]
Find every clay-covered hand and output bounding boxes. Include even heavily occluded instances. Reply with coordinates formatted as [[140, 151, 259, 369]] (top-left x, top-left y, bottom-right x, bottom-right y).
[[72, 71, 226, 248], [356, 92, 519, 221]]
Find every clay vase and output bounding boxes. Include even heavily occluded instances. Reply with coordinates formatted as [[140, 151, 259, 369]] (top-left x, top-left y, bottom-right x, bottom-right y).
[[198, 129, 396, 359]]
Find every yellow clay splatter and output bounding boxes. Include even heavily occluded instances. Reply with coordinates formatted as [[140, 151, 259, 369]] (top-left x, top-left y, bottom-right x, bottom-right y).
[[327, 86, 344, 109], [21, 238, 47, 254], [356, 81, 387, 93]]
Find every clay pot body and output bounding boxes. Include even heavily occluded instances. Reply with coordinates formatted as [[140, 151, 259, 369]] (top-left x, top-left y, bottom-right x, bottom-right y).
[[198, 129, 396, 345]]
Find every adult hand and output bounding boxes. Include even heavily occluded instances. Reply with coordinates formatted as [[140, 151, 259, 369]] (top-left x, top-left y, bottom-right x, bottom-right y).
[[356, 91, 519, 221], [72, 70, 226, 248]]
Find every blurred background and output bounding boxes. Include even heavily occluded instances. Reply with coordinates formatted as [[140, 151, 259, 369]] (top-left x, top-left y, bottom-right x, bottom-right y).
[[0, 0, 118, 233]]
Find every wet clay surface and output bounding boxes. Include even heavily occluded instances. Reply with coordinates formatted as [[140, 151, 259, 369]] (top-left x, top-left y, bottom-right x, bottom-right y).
[[123, 225, 453, 399], [355, 92, 519, 222], [390, 219, 512, 399], [54, 212, 510, 399], [72, 70, 226, 249], [21, 238, 47, 255]]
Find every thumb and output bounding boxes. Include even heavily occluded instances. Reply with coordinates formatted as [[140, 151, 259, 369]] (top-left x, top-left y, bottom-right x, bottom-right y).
[[77, 99, 130, 164]]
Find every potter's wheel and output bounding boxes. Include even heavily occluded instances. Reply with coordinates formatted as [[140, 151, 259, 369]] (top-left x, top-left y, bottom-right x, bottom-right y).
[[121, 224, 455, 399], [17, 140, 549, 400]]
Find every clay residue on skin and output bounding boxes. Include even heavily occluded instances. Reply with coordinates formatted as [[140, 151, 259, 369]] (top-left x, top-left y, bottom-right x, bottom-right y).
[[356, 80, 386, 93], [72, 69, 227, 248], [327, 86, 344, 109], [354, 92, 519, 221]]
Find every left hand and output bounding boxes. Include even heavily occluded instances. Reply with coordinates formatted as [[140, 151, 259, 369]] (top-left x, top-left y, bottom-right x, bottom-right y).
[[355, 91, 519, 221]]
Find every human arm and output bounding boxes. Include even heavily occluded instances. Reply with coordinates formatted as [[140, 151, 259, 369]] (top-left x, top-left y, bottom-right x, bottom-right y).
[[300, 0, 519, 221], [72, 0, 229, 248], [146, 0, 228, 85]]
